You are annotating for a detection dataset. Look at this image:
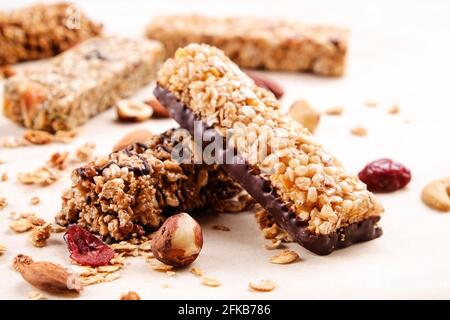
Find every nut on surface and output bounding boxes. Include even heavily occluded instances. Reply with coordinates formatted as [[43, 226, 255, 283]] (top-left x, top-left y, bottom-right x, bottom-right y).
[[151, 213, 203, 267], [421, 178, 450, 212], [116, 99, 153, 122], [288, 100, 320, 133]]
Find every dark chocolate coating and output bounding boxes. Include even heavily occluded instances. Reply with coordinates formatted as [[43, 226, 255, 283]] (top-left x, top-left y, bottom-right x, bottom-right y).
[[154, 85, 382, 255]]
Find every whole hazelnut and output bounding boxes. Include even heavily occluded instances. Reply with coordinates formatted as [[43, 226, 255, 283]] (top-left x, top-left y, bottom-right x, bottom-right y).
[[151, 213, 203, 267]]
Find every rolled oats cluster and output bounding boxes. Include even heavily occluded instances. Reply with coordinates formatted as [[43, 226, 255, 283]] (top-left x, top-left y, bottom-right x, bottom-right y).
[[3, 36, 164, 132], [0, 2, 102, 65], [56, 129, 248, 240], [156, 44, 384, 245], [146, 15, 348, 76]]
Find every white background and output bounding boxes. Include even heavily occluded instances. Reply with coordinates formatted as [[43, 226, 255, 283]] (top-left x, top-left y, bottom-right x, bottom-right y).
[[1, 0, 449, 299]]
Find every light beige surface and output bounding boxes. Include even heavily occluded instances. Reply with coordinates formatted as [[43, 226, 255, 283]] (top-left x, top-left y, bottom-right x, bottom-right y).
[[0, 0, 449, 299]]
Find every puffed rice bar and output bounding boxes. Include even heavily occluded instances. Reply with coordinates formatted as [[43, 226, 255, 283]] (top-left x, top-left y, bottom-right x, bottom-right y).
[[154, 44, 383, 255], [3, 36, 164, 132], [145, 15, 348, 76], [0, 2, 102, 65]]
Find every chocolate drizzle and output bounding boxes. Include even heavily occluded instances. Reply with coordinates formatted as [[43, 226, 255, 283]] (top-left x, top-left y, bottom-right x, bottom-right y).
[[154, 85, 382, 255]]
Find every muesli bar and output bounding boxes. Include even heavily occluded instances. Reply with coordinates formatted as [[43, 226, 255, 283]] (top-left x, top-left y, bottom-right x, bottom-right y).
[[145, 15, 348, 76], [154, 44, 384, 255], [0, 2, 102, 65], [3, 36, 164, 132], [56, 129, 250, 241]]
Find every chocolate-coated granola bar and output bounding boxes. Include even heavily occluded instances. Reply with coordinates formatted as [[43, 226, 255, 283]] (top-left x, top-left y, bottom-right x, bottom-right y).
[[145, 15, 348, 76], [154, 44, 384, 255], [56, 129, 250, 240], [3, 36, 164, 132], [0, 2, 102, 65]]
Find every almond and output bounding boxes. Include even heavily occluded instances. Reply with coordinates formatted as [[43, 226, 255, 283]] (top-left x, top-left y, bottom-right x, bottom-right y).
[[113, 129, 153, 152], [145, 99, 170, 118], [13, 254, 81, 295]]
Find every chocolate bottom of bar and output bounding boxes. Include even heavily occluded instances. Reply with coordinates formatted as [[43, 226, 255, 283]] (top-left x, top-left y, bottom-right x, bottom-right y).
[[154, 85, 382, 255]]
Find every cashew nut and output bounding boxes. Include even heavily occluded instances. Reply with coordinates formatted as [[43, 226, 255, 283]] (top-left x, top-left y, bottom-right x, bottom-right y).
[[421, 177, 450, 212]]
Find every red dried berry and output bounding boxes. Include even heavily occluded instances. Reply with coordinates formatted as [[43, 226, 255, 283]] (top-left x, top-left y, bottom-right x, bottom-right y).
[[358, 158, 411, 192], [64, 225, 115, 267]]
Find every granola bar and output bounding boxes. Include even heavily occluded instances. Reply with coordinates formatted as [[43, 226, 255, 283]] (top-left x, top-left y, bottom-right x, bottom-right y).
[[0, 2, 102, 65], [56, 129, 249, 241], [145, 15, 348, 76], [154, 44, 384, 255], [4, 36, 164, 132]]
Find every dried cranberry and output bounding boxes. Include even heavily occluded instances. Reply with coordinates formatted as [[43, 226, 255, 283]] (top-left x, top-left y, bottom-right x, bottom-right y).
[[358, 158, 411, 192], [64, 225, 115, 267]]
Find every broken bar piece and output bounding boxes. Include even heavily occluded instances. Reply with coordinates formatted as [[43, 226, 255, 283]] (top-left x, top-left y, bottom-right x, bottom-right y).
[[154, 44, 384, 255], [56, 129, 251, 241], [145, 15, 348, 76], [0, 2, 102, 65], [3, 36, 164, 132]]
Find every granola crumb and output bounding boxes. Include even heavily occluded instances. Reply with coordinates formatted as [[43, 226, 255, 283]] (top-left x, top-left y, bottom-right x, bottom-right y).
[[120, 291, 141, 300], [324, 106, 344, 116], [190, 267, 204, 277], [17, 167, 59, 186], [350, 126, 368, 137], [23, 130, 53, 145], [388, 104, 400, 115], [269, 250, 300, 264], [1, 173, 8, 182], [212, 224, 231, 231], [249, 280, 276, 292], [0, 197, 7, 210], [75, 142, 96, 162], [26, 214, 46, 226], [151, 263, 174, 272], [30, 196, 40, 205], [166, 270, 176, 277], [30, 223, 52, 247], [365, 100, 378, 108], [9, 218, 33, 233], [264, 239, 283, 250], [0, 136, 29, 148], [48, 151, 69, 170], [52, 224, 66, 233], [53, 130, 77, 144], [0, 244, 7, 255], [201, 277, 221, 287], [28, 291, 46, 300]]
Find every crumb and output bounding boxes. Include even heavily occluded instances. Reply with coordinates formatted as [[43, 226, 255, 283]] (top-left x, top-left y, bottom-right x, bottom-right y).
[[0, 197, 7, 210], [51, 224, 66, 233], [350, 126, 368, 137], [324, 106, 344, 116], [30, 223, 52, 247], [161, 284, 170, 288], [75, 142, 96, 162], [120, 291, 141, 300], [190, 267, 204, 277], [269, 250, 300, 264], [212, 224, 231, 231], [30, 196, 40, 205], [0, 136, 29, 148], [17, 166, 59, 186], [9, 218, 33, 233], [201, 277, 220, 287], [28, 291, 46, 300], [264, 239, 283, 250], [166, 271, 176, 277], [388, 104, 400, 115], [249, 280, 276, 292], [151, 263, 174, 272], [48, 152, 69, 170], [23, 130, 53, 145], [0, 244, 6, 255], [364, 100, 378, 108], [26, 214, 46, 226], [53, 130, 77, 144], [1, 173, 8, 182]]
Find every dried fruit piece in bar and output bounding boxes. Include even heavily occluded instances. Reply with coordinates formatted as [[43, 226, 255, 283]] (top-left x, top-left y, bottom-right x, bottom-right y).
[[0, 2, 102, 65], [56, 129, 247, 241], [154, 44, 384, 255], [4, 36, 164, 132], [146, 15, 348, 76]]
